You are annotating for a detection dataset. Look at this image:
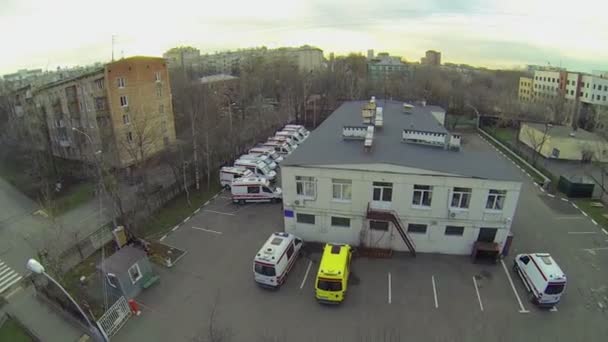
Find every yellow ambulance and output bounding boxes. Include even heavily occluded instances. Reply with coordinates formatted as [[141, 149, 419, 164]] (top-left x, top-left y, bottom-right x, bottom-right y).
[[315, 244, 352, 304]]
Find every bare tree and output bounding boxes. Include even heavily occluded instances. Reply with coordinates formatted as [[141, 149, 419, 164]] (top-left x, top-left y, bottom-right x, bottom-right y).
[[520, 122, 551, 166]]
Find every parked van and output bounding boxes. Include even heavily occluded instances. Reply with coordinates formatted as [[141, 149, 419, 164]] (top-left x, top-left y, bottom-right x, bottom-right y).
[[253, 232, 303, 288], [276, 130, 305, 144], [234, 159, 277, 181], [219, 166, 252, 189], [513, 253, 566, 307], [315, 244, 352, 304], [232, 177, 282, 204], [284, 124, 309, 138], [238, 154, 278, 170], [249, 146, 284, 164], [262, 141, 293, 156], [268, 136, 298, 150]]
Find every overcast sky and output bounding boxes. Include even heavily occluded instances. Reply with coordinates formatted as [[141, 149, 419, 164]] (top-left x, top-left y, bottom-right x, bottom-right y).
[[1, 0, 607, 74]]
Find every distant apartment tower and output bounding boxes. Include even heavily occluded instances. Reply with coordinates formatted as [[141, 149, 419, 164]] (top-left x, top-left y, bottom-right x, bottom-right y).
[[518, 77, 534, 102], [34, 56, 176, 168], [367, 49, 374, 59], [367, 53, 409, 80], [421, 50, 441, 66], [163, 46, 201, 70]]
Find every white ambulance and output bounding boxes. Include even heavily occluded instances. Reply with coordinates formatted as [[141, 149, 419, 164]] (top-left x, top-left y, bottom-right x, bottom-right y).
[[219, 166, 252, 189], [237, 154, 278, 170], [268, 135, 298, 150], [253, 232, 303, 288], [262, 141, 293, 156], [284, 125, 310, 138], [231, 177, 282, 204], [513, 253, 567, 307], [249, 146, 284, 164], [234, 159, 277, 181], [276, 130, 305, 144]]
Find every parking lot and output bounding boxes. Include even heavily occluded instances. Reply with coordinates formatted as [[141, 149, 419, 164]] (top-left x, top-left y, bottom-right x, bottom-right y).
[[115, 134, 608, 342]]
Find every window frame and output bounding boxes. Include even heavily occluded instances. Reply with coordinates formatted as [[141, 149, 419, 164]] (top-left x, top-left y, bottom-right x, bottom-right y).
[[412, 184, 433, 208], [372, 181, 393, 202], [117, 77, 126, 88], [128, 263, 142, 284], [154, 71, 162, 82], [407, 223, 427, 234], [445, 225, 465, 236], [331, 216, 351, 228], [122, 114, 130, 125], [485, 189, 507, 210], [126, 131, 133, 143], [450, 187, 471, 209], [296, 213, 315, 225], [332, 179, 352, 202], [370, 220, 389, 231], [295, 176, 316, 199], [120, 95, 128, 107]]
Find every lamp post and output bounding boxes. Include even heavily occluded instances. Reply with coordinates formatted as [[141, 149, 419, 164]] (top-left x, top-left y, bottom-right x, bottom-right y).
[[26, 259, 109, 342], [466, 103, 481, 129], [72, 127, 117, 227]]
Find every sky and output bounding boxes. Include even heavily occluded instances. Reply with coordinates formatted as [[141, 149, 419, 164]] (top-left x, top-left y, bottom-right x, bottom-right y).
[[1, 0, 607, 75]]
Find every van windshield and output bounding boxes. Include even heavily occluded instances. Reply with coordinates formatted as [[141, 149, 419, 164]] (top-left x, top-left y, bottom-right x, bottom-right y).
[[317, 278, 342, 292], [545, 282, 565, 295], [259, 163, 270, 175], [254, 263, 276, 277]]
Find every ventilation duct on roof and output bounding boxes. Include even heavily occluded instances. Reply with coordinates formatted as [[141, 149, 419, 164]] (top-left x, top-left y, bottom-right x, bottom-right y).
[[403, 103, 414, 114], [342, 126, 367, 139], [364, 125, 375, 151], [375, 107, 383, 127], [402, 129, 460, 151]]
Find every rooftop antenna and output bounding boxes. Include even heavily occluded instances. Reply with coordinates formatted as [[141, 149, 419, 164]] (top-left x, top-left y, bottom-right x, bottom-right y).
[[111, 35, 115, 62]]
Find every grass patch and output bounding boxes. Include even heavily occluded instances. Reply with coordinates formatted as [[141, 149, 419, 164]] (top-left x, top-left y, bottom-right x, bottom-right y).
[[53, 182, 95, 215], [573, 199, 608, 227], [0, 317, 34, 342], [491, 127, 518, 145], [140, 182, 222, 239]]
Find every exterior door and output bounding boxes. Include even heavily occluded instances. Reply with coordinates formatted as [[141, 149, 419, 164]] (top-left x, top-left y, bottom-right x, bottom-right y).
[[367, 220, 392, 249], [371, 182, 393, 210], [478, 228, 497, 243]]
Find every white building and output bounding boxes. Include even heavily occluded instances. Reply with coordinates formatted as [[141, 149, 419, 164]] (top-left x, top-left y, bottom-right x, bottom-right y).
[[280, 100, 522, 255]]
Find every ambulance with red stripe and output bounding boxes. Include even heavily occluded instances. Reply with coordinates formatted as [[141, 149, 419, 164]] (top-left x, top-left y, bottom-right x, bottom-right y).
[[253, 232, 303, 288], [231, 177, 282, 204], [513, 253, 566, 308]]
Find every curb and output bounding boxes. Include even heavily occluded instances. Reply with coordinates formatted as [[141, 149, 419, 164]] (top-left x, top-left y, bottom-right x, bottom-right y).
[[157, 188, 225, 243]]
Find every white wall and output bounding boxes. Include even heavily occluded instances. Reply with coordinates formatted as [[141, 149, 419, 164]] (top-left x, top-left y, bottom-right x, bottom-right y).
[[281, 164, 521, 255]]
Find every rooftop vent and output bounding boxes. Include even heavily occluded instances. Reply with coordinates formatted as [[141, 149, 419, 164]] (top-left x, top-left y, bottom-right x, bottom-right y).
[[403, 103, 414, 113], [375, 107, 383, 127], [402, 129, 460, 151], [362, 101, 377, 124], [342, 126, 367, 139], [364, 125, 375, 151]]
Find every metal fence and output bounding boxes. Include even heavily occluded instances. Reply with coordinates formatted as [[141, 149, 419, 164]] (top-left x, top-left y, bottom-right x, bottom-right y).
[[97, 296, 131, 337]]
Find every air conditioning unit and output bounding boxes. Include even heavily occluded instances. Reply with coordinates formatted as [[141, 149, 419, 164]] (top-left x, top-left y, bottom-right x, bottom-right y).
[[294, 199, 301, 206], [448, 209, 466, 219]]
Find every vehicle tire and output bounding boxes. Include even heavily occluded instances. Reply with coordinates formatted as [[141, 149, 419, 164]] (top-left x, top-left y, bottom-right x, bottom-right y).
[[224, 184, 231, 190], [238, 199, 245, 205]]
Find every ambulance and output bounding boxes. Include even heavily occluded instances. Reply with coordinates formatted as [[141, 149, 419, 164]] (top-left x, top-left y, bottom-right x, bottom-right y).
[[231, 177, 282, 204], [249, 146, 284, 164], [513, 253, 567, 307], [276, 130, 305, 144], [234, 159, 276, 181], [315, 244, 352, 304], [219, 166, 252, 189], [262, 141, 293, 156], [237, 154, 278, 170], [268, 135, 298, 150], [284, 124, 310, 138], [253, 232, 303, 288]]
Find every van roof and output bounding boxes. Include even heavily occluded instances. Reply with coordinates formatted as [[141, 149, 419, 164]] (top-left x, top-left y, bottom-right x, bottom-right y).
[[232, 176, 269, 186], [318, 244, 350, 278], [220, 166, 250, 174], [255, 232, 295, 264], [530, 253, 566, 282], [235, 159, 265, 167]]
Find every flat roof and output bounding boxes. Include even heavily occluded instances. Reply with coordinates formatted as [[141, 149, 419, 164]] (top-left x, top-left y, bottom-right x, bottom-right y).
[[525, 122, 603, 141], [283, 100, 521, 181], [100, 245, 147, 275]]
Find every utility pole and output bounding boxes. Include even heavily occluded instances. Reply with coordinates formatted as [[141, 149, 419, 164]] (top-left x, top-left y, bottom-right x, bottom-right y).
[[111, 35, 115, 62]]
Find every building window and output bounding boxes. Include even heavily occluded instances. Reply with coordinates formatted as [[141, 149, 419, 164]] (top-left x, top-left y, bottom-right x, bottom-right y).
[[126, 131, 133, 143], [551, 148, 560, 158], [486, 189, 506, 210], [412, 185, 432, 207], [159, 104, 165, 114], [604, 96, 607, 101], [295, 176, 315, 198], [407, 224, 427, 234], [445, 226, 464, 236], [94, 78, 104, 90], [332, 179, 352, 201], [593, 85, 596, 90], [94, 97, 106, 111], [106, 273, 119, 288], [296, 213, 315, 225], [155, 71, 161, 82], [604, 85, 607, 91], [451, 187, 471, 209], [156, 85, 163, 98], [372, 182, 393, 202], [120, 95, 128, 107], [117, 77, 126, 88], [128, 263, 142, 284], [585, 93, 588, 98], [370, 220, 389, 231], [331, 216, 350, 228], [122, 114, 130, 124], [247, 186, 260, 194]]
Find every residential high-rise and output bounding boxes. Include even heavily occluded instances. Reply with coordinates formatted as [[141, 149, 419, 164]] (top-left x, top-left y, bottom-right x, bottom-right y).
[[32, 56, 176, 168], [367, 53, 409, 81], [518, 77, 534, 102], [421, 50, 441, 66], [367, 49, 374, 59]]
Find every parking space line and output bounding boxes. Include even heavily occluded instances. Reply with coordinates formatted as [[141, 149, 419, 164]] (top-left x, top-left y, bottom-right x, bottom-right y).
[[581, 211, 589, 217], [500, 260, 529, 313], [540, 187, 545, 193], [431, 275, 438, 309], [583, 247, 608, 252], [160, 235, 167, 241], [567, 231, 597, 235], [572, 203, 579, 209], [591, 219, 598, 225], [472, 276, 484, 311], [550, 306, 558, 312], [192, 226, 222, 235], [388, 273, 392, 304], [554, 216, 586, 220], [602, 228, 608, 236], [560, 197, 569, 202], [172, 225, 179, 231], [203, 209, 236, 216], [547, 194, 555, 198], [299, 260, 312, 289], [194, 208, 200, 214]]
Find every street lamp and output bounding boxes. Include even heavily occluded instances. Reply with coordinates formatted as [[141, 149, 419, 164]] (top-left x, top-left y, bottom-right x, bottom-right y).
[[26, 258, 109, 342], [466, 103, 481, 129]]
